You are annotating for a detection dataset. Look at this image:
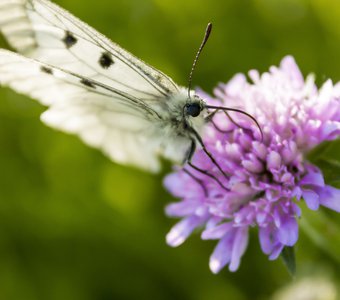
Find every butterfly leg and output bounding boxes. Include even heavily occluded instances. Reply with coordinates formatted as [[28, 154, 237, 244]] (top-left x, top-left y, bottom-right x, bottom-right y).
[[185, 139, 229, 191], [188, 128, 230, 179], [182, 168, 208, 196]]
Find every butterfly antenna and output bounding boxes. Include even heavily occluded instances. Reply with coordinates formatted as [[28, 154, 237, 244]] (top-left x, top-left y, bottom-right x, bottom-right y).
[[187, 23, 213, 99]]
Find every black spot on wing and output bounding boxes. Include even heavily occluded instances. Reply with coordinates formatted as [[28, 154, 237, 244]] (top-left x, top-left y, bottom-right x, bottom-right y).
[[40, 66, 53, 75], [99, 52, 114, 69], [63, 31, 77, 48], [80, 78, 96, 88]]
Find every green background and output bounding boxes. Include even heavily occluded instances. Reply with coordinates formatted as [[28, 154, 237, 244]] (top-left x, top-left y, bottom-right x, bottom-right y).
[[0, 0, 340, 299]]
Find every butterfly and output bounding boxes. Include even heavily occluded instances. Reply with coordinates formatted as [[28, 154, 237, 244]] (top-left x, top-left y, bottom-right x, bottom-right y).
[[0, 0, 260, 180]]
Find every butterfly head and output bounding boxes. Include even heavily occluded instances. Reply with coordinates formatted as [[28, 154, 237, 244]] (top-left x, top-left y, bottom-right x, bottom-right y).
[[180, 94, 207, 134], [184, 99, 204, 118]]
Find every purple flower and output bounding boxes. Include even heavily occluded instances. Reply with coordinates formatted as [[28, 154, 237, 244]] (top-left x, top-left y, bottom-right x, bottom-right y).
[[164, 56, 340, 273]]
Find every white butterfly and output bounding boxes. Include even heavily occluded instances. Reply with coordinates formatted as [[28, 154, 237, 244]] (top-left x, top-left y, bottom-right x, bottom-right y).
[[0, 0, 259, 179]]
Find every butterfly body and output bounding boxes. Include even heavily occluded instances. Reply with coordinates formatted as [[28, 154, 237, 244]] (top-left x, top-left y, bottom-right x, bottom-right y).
[[0, 0, 208, 173]]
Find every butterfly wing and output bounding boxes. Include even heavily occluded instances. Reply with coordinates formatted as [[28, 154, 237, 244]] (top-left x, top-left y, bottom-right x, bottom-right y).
[[0, 0, 179, 98], [0, 49, 177, 172], [0, 0, 192, 172]]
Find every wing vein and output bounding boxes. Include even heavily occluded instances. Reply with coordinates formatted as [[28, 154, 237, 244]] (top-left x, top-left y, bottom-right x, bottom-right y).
[[31, 0, 178, 96]]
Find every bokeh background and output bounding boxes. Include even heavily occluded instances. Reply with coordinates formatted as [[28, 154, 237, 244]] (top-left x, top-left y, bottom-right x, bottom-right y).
[[0, 0, 340, 299]]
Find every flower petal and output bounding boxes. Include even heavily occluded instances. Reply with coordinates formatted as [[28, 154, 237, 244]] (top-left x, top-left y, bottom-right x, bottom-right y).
[[165, 200, 200, 217], [201, 222, 233, 240], [252, 141, 267, 160], [277, 216, 298, 246], [267, 151, 282, 170], [318, 185, 340, 212], [321, 121, 340, 140], [166, 215, 203, 247], [209, 234, 234, 274], [163, 173, 187, 197], [229, 227, 249, 272], [302, 189, 320, 210], [280, 55, 304, 87], [269, 244, 284, 260], [300, 169, 325, 187], [242, 158, 264, 173], [259, 225, 274, 255], [224, 74, 247, 97]]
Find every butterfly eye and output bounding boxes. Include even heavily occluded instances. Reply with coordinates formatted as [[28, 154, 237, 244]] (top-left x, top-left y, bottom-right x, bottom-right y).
[[185, 102, 201, 117]]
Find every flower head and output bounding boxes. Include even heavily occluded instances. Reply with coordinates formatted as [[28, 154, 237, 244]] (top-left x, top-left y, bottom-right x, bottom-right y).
[[164, 56, 340, 273]]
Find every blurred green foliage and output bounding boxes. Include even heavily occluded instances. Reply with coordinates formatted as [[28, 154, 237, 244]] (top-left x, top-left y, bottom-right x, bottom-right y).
[[0, 0, 340, 299]]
